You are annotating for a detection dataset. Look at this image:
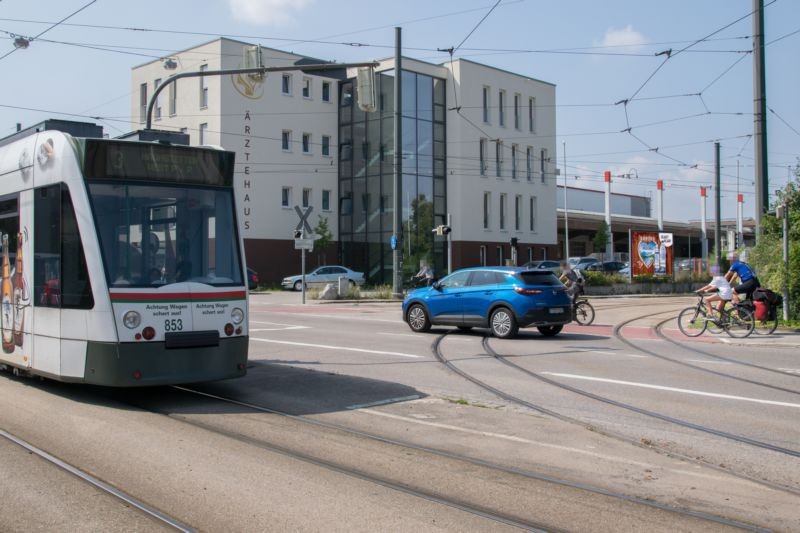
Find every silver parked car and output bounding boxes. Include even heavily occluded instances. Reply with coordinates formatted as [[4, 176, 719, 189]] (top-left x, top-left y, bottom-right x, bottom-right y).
[[282, 265, 366, 291]]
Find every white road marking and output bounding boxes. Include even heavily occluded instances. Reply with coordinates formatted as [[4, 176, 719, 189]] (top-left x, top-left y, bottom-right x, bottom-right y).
[[542, 372, 800, 409], [250, 338, 423, 359], [377, 332, 422, 338], [778, 368, 800, 375], [354, 409, 747, 483], [346, 395, 421, 410], [685, 359, 732, 365], [249, 327, 310, 332]]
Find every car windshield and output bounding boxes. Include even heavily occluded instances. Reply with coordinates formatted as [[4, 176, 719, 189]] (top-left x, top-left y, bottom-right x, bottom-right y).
[[516, 271, 562, 286], [87, 182, 243, 288]]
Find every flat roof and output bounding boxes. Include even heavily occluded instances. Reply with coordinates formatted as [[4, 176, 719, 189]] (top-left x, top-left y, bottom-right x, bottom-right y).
[[444, 58, 556, 87]]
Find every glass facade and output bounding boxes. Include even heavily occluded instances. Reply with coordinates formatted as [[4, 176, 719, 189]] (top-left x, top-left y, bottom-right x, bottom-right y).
[[338, 70, 446, 283]]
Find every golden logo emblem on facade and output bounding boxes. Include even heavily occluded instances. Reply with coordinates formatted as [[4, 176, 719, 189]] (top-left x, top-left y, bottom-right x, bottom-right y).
[[231, 69, 264, 100]]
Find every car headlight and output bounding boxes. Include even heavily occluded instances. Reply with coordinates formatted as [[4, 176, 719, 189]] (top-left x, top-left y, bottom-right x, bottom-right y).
[[123, 310, 141, 329], [231, 307, 244, 325]]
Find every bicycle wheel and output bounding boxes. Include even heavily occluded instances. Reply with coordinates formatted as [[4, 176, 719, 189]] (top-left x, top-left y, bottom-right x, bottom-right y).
[[753, 314, 779, 335], [725, 306, 754, 338], [678, 307, 707, 337], [573, 301, 595, 326]]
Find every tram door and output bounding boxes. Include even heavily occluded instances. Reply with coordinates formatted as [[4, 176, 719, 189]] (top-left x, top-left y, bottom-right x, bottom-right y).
[[31, 184, 93, 378]]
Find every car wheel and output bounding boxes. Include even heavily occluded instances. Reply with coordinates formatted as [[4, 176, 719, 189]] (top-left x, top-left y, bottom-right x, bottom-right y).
[[537, 325, 563, 337], [293, 280, 303, 291], [406, 304, 431, 333], [490, 307, 518, 339]]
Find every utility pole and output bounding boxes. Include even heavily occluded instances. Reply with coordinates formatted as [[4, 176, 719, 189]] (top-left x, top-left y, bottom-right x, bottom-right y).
[[562, 140, 569, 260], [714, 142, 722, 267], [753, 0, 769, 238], [700, 187, 708, 268], [392, 27, 403, 298], [447, 213, 453, 275], [656, 179, 664, 232]]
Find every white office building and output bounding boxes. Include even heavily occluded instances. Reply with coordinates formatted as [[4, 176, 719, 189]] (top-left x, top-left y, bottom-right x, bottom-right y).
[[131, 38, 556, 283]]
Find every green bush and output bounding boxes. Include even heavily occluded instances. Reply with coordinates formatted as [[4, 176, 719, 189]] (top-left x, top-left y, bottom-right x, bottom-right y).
[[632, 274, 671, 284]]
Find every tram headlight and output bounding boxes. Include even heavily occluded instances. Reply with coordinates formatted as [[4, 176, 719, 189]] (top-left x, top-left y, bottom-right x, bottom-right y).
[[123, 310, 142, 329], [231, 307, 244, 325]]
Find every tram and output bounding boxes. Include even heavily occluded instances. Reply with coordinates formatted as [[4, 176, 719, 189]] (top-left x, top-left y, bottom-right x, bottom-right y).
[[0, 128, 248, 386]]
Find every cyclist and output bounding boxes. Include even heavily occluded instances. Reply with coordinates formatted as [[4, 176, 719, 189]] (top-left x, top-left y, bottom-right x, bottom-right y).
[[411, 261, 435, 288], [695, 266, 732, 318], [559, 261, 585, 305], [724, 252, 760, 304]]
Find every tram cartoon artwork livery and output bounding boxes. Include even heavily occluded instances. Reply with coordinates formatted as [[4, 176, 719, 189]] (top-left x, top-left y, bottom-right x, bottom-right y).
[[0, 127, 249, 386]]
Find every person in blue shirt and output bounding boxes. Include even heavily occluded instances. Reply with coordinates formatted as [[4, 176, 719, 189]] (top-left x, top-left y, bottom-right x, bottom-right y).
[[724, 252, 760, 303]]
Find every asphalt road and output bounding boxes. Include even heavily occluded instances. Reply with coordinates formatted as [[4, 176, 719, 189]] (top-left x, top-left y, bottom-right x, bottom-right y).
[[1, 293, 798, 531]]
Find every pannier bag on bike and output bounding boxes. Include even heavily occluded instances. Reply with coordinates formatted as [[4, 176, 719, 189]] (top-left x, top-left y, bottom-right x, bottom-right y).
[[753, 288, 779, 305], [753, 300, 769, 321]]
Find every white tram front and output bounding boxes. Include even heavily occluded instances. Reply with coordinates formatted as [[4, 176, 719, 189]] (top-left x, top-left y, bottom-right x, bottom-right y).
[[0, 129, 248, 386]]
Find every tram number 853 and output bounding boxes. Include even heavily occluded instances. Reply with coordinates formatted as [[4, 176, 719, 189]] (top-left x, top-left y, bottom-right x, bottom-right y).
[[164, 319, 184, 332]]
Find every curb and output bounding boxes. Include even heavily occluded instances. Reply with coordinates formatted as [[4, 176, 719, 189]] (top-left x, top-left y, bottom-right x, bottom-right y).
[[317, 299, 401, 304]]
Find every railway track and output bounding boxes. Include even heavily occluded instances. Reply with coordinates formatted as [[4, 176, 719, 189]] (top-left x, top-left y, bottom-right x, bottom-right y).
[[0, 427, 194, 532], [145, 385, 770, 532]]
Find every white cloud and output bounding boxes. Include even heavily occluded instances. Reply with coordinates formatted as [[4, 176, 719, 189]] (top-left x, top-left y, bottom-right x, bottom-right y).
[[599, 25, 648, 49], [228, 0, 312, 26]]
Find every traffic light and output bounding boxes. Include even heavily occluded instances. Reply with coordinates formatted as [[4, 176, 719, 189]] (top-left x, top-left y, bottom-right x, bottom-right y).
[[510, 237, 518, 247], [432, 225, 452, 236]]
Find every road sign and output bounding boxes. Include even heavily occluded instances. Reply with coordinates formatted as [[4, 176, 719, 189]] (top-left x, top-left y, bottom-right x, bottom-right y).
[[294, 205, 313, 234], [390, 235, 397, 250], [294, 238, 314, 250]]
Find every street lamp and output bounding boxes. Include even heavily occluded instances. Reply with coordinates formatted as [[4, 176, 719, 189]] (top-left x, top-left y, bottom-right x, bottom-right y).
[[13, 36, 30, 49]]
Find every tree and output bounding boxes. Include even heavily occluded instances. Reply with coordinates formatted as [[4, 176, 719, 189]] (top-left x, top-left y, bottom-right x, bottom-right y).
[[593, 220, 610, 261], [748, 160, 799, 320], [405, 195, 435, 279], [313, 215, 333, 266]]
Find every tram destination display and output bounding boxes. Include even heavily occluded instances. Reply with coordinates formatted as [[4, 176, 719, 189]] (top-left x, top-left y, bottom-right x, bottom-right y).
[[82, 140, 234, 186]]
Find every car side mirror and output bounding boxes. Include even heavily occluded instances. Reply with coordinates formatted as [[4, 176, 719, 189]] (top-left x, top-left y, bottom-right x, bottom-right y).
[[432, 281, 442, 290]]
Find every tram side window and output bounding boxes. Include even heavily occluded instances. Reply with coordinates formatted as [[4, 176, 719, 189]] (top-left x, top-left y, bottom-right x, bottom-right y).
[[0, 196, 19, 267], [34, 184, 94, 309]]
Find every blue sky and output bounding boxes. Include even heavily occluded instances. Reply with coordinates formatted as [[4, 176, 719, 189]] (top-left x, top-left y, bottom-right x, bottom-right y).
[[0, 0, 797, 221]]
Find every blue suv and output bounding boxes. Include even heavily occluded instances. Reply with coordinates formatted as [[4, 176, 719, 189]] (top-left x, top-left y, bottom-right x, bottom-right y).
[[402, 267, 572, 339]]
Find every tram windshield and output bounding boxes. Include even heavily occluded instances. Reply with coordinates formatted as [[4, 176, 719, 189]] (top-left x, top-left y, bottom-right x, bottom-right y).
[[87, 183, 243, 288]]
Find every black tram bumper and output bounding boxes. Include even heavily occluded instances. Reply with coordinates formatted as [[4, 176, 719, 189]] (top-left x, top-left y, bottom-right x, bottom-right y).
[[83, 336, 248, 387]]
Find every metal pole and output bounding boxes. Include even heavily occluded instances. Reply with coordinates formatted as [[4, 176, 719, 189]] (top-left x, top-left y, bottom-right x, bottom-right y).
[[656, 179, 664, 232], [783, 202, 790, 320], [753, 0, 769, 238], [145, 62, 379, 130], [447, 212, 452, 275], [700, 187, 708, 268], [562, 141, 569, 260], [714, 142, 721, 266], [392, 27, 403, 298], [604, 170, 612, 259], [301, 245, 306, 305]]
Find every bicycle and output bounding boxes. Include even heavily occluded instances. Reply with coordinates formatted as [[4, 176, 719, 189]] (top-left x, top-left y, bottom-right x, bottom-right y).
[[572, 297, 595, 326], [677, 294, 754, 339]]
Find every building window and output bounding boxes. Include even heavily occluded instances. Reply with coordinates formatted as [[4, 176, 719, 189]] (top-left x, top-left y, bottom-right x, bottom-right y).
[[498, 90, 505, 127], [540, 149, 547, 184], [482, 86, 490, 123], [282, 74, 292, 95], [514, 93, 520, 129], [281, 187, 291, 207], [199, 64, 208, 108], [199, 123, 208, 145], [529, 196, 537, 231], [282, 130, 291, 151], [511, 144, 518, 180], [302, 133, 311, 153], [322, 189, 331, 211], [154, 79, 162, 120], [322, 81, 331, 102], [499, 193, 507, 230], [139, 83, 147, 123], [168, 81, 176, 116], [479, 138, 487, 176], [526, 147, 533, 180], [529, 97, 536, 133], [302, 188, 311, 208], [515, 195, 522, 231], [496, 246, 504, 266], [483, 192, 491, 229], [321, 135, 330, 156], [495, 141, 503, 177], [479, 245, 487, 266], [302, 77, 311, 98]]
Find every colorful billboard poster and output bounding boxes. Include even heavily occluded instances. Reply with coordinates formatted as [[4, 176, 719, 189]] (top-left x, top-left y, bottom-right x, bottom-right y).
[[631, 231, 673, 276]]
